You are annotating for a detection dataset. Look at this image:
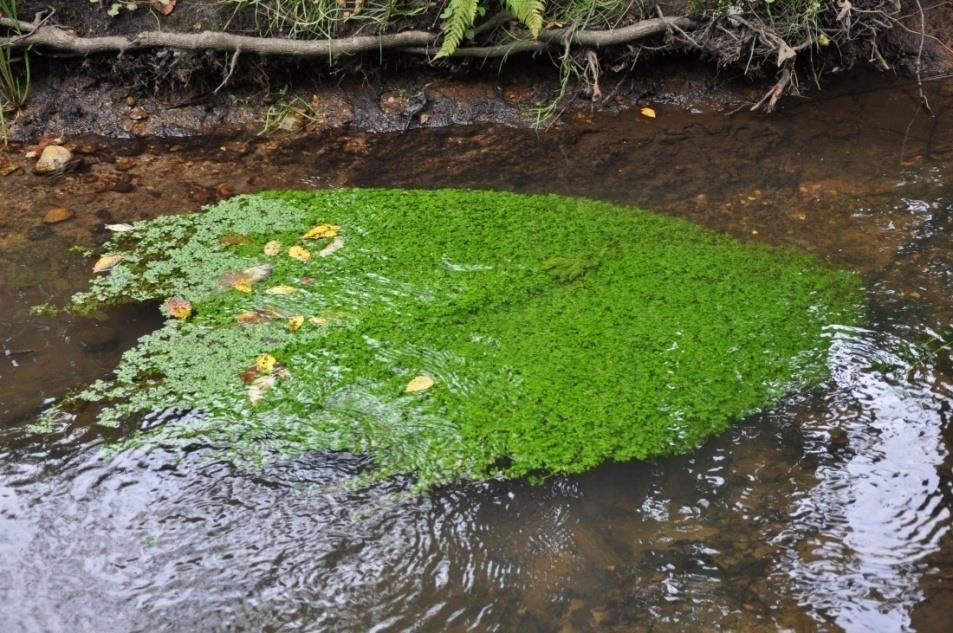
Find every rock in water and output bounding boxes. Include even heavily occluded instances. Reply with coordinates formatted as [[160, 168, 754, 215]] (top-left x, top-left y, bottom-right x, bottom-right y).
[[33, 145, 73, 174], [42, 207, 74, 224]]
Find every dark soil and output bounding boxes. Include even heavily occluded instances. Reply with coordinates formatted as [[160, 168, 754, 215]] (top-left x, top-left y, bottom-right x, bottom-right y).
[[4, 1, 952, 140]]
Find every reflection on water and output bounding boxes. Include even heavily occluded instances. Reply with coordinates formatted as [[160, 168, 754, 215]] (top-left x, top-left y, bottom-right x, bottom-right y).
[[782, 331, 950, 631], [0, 74, 951, 632]]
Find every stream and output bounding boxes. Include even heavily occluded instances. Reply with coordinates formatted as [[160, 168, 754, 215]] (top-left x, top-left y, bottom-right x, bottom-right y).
[[1, 72, 951, 632]]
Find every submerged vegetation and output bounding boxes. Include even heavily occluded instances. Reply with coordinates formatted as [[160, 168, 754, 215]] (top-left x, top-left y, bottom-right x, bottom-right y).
[[47, 189, 863, 487]]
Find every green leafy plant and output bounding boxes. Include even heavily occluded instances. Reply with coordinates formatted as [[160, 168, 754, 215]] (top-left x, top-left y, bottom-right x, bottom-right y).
[[436, 0, 548, 57], [42, 189, 863, 489], [436, 0, 482, 58], [259, 91, 318, 135], [0, 0, 29, 142], [504, 0, 544, 35]]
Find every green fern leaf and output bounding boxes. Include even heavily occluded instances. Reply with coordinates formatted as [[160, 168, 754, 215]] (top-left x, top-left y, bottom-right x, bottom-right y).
[[505, 0, 545, 37], [436, 0, 481, 58]]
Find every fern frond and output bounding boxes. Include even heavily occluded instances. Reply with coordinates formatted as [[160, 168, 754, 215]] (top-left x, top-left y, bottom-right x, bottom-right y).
[[505, 0, 545, 38], [436, 0, 481, 59]]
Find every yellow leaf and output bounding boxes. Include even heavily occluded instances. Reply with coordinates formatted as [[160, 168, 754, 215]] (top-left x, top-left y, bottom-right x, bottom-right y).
[[288, 315, 304, 332], [640, 107, 656, 119], [403, 375, 434, 394], [164, 298, 192, 319], [309, 316, 329, 326], [288, 245, 312, 262], [256, 354, 276, 373], [232, 278, 252, 293], [301, 224, 340, 240], [92, 252, 124, 273], [265, 285, 295, 295], [263, 240, 281, 257]]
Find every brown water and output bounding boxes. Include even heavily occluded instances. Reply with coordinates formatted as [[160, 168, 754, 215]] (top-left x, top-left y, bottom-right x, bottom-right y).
[[1, 73, 952, 632]]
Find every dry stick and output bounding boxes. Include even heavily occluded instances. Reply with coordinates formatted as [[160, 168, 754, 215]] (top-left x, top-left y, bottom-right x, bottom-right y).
[[0, 16, 696, 59]]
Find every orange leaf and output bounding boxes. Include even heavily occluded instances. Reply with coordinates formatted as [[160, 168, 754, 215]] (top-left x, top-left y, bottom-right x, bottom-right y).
[[151, 0, 176, 16], [164, 298, 192, 319]]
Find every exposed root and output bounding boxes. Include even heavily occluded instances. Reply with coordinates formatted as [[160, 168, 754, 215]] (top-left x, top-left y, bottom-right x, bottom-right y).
[[750, 65, 794, 113], [0, 15, 695, 59]]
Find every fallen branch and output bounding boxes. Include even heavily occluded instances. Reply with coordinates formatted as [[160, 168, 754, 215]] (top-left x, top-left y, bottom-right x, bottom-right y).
[[0, 16, 695, 59]]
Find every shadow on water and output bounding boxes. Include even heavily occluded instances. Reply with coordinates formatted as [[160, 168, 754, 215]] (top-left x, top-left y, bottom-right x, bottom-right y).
[[0, 72, 951, 632]]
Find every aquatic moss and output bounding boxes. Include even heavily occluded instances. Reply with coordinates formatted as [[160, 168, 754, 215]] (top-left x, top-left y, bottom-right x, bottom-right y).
[[58, 189, 863, 486]]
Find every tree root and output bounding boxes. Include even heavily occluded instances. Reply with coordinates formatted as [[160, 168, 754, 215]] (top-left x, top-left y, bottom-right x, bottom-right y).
[[0, 15, 695, 59]]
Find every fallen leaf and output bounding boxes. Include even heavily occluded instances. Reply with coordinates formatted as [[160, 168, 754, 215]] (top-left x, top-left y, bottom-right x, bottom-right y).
[[29, 135, 64, 158], [232, 278, 252, 293], [42, 207, 74, 224], [240, 367, 259, 382], [264, 240, 282, 256], [150, 0, 176, 16], [289, 315, 304, 332], [265, 285, 296, 295], [302, 224, 340, 240], [164, 298, 192, 319], [288, 245, 312, 262], [403, 375, 435, 394], [242, 264, 273, 283], [309, 316, 329, 326], [248, 375, 276, 405], [235, 311, 263, 324], [93, 253, 124, 273], [640, 107, 656, 119], [318, 236, 345, 258], [220, 265, 272, 293], [105, 223, 135, 232], [219, 234, 252, 246], [236, 307, 283, 324], [256, 354, 277, 373]]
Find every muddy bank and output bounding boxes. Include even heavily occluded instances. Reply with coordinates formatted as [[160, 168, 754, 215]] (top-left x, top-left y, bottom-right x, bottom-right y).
[[3, 1, 952, 140], [7, 57, 757, 140]]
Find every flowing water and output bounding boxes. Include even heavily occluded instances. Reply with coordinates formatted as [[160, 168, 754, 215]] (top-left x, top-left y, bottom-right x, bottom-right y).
[[1, 73, 951, 632]]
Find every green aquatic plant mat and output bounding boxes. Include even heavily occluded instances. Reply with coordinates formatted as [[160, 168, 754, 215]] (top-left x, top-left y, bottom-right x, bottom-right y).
[[53, 189, 862, 486]]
